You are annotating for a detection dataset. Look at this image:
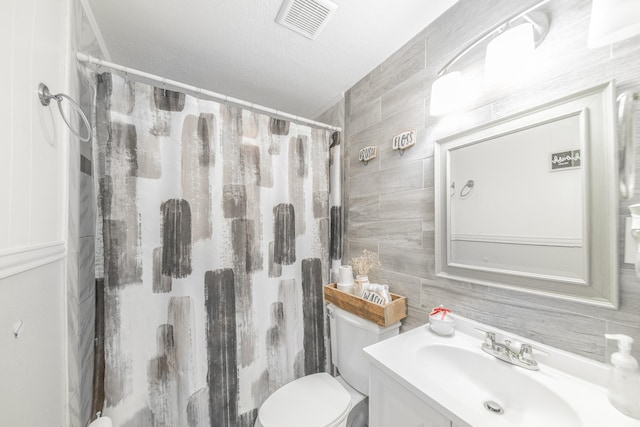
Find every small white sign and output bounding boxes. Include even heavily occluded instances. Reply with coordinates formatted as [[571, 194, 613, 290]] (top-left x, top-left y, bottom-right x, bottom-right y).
[[550, 149, 581, 171], [392, 129, 417, 151], [362, 290, 386, 305], [359, 145, 377, 163]]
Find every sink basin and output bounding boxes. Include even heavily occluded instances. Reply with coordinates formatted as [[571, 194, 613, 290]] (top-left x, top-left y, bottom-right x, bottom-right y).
[[364, 315, 640, 427], [418, 344, 580, 426]]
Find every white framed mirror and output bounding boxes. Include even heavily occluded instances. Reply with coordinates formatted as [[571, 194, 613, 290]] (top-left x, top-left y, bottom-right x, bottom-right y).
[[435, 82, 619, 308]]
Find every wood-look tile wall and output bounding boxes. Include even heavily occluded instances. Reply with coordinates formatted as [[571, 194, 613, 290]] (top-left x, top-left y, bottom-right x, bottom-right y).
[[342, 0, 640, 363]]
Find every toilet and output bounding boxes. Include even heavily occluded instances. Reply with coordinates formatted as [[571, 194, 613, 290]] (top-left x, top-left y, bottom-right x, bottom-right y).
[[255, 303, 400, 427]]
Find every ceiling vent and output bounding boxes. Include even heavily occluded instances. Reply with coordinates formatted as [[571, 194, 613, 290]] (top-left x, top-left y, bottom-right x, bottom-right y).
[[276, 0, 338, 40]]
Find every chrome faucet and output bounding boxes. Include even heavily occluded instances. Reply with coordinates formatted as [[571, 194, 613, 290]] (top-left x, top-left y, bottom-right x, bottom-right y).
[[480, 331, 539, 371]]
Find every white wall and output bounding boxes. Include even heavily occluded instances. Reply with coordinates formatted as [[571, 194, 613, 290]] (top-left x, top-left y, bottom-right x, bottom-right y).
[[0, 0, 71, 426], [450, 114, 583, 240], [0, 262, 66, 426], [0, 1, 70, 250]]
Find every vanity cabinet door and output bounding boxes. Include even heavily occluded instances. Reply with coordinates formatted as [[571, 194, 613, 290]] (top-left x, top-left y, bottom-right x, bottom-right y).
[[369, 366, 451, 427]]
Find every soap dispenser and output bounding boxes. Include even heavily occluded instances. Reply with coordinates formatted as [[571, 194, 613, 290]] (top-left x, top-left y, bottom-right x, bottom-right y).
[[605, 334, 640, 419]]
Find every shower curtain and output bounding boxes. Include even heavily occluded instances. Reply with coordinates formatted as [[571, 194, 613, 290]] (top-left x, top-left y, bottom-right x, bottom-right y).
[[92, 72, 342, 427]]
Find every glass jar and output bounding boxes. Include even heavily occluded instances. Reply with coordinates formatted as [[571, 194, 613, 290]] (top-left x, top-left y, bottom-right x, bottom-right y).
[[354, 275, 370, 297]]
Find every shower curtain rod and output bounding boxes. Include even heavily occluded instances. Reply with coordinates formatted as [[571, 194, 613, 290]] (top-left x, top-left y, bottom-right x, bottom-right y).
[[76, 52, 342, 132]]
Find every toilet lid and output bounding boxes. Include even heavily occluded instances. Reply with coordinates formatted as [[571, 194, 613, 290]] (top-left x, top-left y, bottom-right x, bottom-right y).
[[258, 373, 352, 427]]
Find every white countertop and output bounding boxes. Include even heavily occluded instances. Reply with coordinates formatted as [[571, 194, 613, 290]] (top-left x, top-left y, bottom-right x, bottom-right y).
[[364, 315, 640, 427]]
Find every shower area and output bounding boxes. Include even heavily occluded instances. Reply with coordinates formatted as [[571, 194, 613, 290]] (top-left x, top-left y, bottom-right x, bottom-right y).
[[79, 66, 342, 426]]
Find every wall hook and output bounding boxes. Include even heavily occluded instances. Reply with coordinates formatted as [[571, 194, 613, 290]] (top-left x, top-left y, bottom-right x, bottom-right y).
[[460, 179, 475, 198], [359, 145, 377, 165], [392, 129, 417, 156], [13, 320, 24, 338]]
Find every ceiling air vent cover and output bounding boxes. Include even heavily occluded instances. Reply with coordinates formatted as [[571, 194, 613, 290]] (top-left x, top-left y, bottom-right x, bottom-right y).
[[276, 0, 338, 40]]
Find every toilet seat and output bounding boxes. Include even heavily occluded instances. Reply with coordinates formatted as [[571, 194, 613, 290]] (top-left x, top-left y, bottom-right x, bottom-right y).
[[257, 373, 351, 427]]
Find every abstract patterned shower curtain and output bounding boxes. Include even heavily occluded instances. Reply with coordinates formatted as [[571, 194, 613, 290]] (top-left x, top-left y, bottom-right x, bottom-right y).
[[92, 72, 342, 427]]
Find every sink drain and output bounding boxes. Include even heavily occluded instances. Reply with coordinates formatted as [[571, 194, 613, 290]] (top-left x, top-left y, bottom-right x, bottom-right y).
[[483, 400, 504, 415]]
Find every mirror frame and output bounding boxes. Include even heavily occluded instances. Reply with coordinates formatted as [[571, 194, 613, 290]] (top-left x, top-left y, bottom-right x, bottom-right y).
[[435, 82, 619, 308]]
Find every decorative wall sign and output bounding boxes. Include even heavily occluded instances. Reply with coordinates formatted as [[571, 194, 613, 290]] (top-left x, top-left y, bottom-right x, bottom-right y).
[[359, 145, 377, 165], [550, 149, 581, 171], [392, 129, 417, 155]]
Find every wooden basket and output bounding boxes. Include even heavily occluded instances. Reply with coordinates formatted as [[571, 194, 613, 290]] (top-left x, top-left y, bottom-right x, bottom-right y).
[[324, 283, 407, 327]]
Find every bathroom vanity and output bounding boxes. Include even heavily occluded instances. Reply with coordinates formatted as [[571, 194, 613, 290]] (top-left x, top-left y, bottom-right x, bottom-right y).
[[368, 366, 453, 427], [364, 315, 640, 427]]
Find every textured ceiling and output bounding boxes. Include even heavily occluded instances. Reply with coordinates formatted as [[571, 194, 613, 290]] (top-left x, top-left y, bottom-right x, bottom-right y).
[[86, 0, 458, 119]]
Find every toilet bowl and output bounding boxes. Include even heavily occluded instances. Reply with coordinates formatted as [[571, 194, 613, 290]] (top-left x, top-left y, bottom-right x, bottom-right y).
[[255, 304, 400, 427]]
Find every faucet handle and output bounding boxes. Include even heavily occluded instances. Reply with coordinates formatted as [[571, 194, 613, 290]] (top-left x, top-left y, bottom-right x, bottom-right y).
[[483, 331, 496, 348], [518, 344, 540, 370], [520, 344, 535, 361], [474, 327, 494, 337]]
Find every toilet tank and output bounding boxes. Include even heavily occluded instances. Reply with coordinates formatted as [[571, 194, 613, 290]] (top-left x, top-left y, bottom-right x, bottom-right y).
[[328, 304, 400, 394]]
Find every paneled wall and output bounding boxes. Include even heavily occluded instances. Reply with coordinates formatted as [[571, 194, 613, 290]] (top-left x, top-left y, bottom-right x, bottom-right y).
[[0, 1, 69, 250], [0, 0, 71, 426], [343, 0, 640, 362]]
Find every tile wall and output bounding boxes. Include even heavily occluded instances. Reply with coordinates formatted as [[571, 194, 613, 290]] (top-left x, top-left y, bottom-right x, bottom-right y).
[[342, 0, 640, 362]]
